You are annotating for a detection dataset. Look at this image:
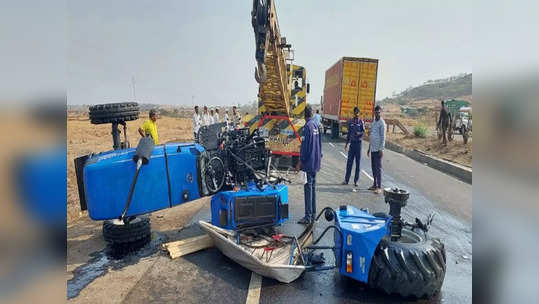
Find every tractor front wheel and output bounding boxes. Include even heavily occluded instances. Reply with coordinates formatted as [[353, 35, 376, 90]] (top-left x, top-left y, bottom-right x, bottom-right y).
[[103, 216, 151, 257], [368, 228, 446, 298]]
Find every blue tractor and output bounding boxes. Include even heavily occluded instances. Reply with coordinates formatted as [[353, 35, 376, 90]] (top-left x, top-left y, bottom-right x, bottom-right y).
[[74, 102, 290, 255], [310, 187, 446, 298]]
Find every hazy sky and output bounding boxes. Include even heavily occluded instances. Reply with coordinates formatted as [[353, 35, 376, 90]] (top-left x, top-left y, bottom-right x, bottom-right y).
[[67, 0, 472, 106]]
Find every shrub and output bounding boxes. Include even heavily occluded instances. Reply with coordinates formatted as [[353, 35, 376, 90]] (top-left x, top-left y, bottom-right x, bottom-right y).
[[414, 124, 428, 138]]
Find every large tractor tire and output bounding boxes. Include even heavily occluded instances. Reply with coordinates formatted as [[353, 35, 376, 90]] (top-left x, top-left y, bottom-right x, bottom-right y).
[[103, 216, 151, 256], [331, 122, 339, 139], [89, 102, 140, 125], [368, 228, 446, 298]]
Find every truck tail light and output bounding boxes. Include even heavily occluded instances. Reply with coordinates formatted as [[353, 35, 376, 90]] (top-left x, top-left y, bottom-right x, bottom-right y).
[[346, 252, 353, 273]]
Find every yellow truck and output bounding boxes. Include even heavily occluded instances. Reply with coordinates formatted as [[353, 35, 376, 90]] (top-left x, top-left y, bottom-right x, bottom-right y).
[[321, 57, 379, 138]]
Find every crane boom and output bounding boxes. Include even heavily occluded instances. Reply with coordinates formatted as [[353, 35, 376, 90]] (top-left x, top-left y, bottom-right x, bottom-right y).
[[252, 0, 290, 115]]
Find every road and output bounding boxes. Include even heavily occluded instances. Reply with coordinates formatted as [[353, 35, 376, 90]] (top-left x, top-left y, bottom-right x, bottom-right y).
[[67, 135, 472, 304]]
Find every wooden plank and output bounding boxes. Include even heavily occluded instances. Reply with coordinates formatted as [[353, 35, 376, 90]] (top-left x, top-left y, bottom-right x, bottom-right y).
[[162, 234, 214, 259]]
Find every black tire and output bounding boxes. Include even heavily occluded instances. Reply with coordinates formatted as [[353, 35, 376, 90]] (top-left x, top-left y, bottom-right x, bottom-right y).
[[89, 102, 140, 125], [331, 122, 339, 139], [103, 217, 151, 256], [368, 229, 446, 298]]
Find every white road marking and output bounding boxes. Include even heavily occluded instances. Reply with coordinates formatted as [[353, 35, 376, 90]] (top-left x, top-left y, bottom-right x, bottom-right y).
[[361, 169, 374, 181], [329, 142, 335, 147], [339, 151, 348, 159], [246, 272, 262, 304]]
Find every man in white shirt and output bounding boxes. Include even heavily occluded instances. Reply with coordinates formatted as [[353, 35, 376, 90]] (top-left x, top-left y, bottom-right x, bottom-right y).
[[209, 109, 216, 124], [202, 106, 212, 126], [192, 105, 201, 142], [214, 108, 220, 123], [231, 106, 242, 128]]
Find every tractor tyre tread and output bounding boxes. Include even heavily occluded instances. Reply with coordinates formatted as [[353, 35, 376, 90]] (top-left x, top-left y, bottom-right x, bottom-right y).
[[89, 102, 140, 124], [368, 229, 446, 298]]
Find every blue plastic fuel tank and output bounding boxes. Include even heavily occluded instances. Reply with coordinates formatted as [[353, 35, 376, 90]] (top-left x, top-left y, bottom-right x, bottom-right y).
[[83, 143, 203, 220]]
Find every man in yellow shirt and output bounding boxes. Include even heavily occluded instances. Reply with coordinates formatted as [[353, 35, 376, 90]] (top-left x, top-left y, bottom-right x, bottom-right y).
[[138, 109, 159, 144]]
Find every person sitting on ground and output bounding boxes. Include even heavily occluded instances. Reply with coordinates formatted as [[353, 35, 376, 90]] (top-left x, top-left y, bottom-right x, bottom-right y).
[[138, 109, 159, 144]]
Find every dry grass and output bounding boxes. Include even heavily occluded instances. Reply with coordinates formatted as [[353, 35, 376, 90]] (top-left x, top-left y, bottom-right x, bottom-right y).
[[67, 112, 194, 222]]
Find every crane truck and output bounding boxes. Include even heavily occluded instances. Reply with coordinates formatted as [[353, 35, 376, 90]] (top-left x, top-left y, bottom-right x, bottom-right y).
[[245, 0, 310, 168]]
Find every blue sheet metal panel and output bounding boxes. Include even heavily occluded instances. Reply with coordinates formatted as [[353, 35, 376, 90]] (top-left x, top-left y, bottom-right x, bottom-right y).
[[84, 146, 170, 220], [335, 205, 388, 283], [211, 183, 288, 229], [166, 143, 203, 206]]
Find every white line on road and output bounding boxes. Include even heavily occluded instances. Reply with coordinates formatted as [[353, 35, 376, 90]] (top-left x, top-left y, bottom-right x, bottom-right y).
[[361, 169, 374, 181], [329, 142, 335, 147], [246, 272, 262, 304], [339, 151, 348, 159]]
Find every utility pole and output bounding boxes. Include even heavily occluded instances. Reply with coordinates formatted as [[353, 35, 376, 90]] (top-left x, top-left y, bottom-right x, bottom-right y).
[[131, 76, 137, 101]]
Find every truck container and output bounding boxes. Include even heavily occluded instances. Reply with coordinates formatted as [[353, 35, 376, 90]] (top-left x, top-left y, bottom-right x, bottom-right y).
[[321, 57, 379, 138]]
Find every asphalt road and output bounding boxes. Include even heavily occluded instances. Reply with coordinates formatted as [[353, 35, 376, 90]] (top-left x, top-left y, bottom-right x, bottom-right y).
[[68, 135, 472, 303]]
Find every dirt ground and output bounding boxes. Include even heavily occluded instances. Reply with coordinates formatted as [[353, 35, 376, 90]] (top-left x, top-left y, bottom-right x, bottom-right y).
[[383, 102, 472, 167], [67, 112, 194, 223]]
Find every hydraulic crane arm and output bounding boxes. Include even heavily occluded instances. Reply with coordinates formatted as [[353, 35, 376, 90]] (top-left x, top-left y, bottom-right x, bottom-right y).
[[252, 0, 291, 115]]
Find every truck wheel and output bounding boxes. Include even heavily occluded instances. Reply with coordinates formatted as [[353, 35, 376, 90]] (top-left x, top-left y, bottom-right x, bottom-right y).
[[331, 122, 339, 139], [368, 228, 446, 298], [89, 102, 140, 125], [103, 216, 151, 257]]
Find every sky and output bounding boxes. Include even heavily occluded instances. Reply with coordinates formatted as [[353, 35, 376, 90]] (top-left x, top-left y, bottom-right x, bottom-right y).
[[66, 0, 473, 106]]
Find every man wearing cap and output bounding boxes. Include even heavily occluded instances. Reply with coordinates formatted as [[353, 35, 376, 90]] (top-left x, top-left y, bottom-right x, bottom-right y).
[[138, 109, 159, 144], [342, 106, 365, 189]]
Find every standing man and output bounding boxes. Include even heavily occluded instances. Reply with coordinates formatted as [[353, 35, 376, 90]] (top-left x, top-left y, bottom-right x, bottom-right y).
[[437, 100, 451, 146], [342, 106, 365, 189], [209, 109, 216, 124], [138, 109, 159, 144], [214, 108, 220, 123], [192, 106, 201, 142], [231, 106, 241, 128], [297, 105, 322, 225], [224, 110, 230, 129], [202, 106, 212, 126], [367, 105, 386, 194], [314, 109, 322, 126]]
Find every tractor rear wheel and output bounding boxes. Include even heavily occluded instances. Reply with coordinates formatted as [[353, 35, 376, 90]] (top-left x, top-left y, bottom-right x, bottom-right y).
[[103, 216, 151, 257], [368, 228, 446, 298], [89, 102, 140, 124]]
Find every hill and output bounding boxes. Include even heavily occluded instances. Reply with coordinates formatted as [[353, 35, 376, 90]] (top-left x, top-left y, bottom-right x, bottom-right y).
[[381, 73, 472, 105]]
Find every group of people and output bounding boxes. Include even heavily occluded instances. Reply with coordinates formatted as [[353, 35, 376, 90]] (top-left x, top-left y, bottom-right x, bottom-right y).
[[297, 104, 386, 225], [192, 105, 242, 141], [138, 103, 387, 227]]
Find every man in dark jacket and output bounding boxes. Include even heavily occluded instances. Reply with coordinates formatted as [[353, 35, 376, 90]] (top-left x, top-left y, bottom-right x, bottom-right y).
[[297, 105, 322, 224], [342, 106, 365, 189], [437, 100, 451, 146]]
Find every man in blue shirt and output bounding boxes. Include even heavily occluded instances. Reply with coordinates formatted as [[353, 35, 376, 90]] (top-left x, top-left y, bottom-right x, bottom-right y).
[[297, 105, 322, 225], [342, 106, 365, 188]]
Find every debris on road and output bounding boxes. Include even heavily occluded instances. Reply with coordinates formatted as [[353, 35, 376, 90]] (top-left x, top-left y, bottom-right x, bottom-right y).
[[162, 234, 214, 259]]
